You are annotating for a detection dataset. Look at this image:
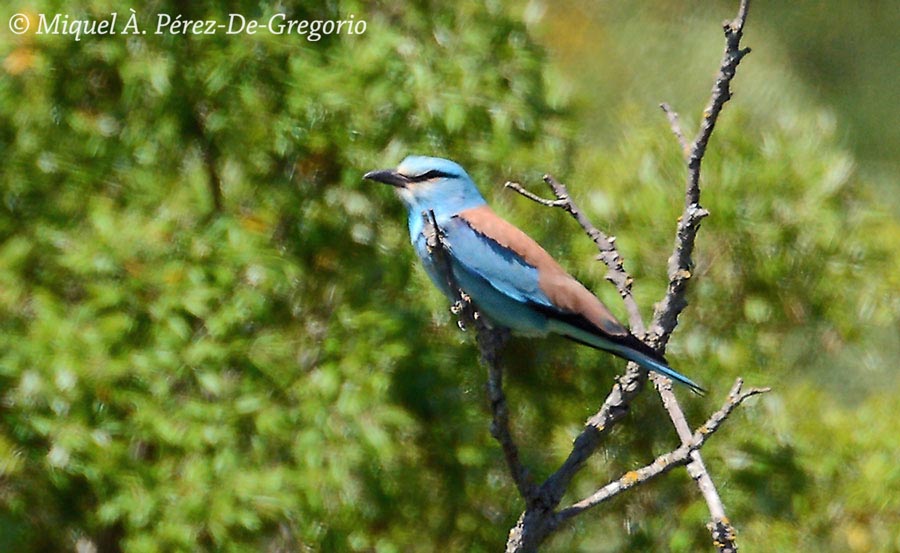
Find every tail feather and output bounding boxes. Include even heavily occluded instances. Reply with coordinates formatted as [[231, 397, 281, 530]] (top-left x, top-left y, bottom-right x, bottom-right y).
[[548, 318, 707, 394], [619, 346, 706, 395]]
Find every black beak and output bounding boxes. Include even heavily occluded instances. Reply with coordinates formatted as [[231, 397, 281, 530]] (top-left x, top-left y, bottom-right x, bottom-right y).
[[363, 169, 409, 188]]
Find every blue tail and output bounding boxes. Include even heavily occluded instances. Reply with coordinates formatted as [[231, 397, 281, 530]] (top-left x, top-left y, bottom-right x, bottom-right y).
[[549, 319, 706, 394], [622, 348, 706, 395]]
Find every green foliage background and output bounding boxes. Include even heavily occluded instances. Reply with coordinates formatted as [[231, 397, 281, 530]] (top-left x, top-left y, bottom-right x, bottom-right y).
[[1, 1, 897, 551]]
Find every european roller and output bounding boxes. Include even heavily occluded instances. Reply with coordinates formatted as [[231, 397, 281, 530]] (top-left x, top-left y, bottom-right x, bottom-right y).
[[364, 155, 704, 393]]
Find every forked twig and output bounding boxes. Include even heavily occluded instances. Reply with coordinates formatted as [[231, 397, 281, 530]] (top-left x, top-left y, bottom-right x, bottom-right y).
[[501, 1, 755, 551]]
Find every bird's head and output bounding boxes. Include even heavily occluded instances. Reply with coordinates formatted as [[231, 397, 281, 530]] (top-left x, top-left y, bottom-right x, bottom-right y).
[[364, 156, 485, 215]]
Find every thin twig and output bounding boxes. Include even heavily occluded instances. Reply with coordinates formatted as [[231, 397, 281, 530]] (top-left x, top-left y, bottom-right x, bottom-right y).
[[506, 178, 645, 335], [656, 376, 729, 520], [422, 211, 537, 502], [650, 0, 752, 347], [503, 182, 568, 208], [479, 327, 537, 501], [537, 358, 645, 503], [556, 379, 769, 520], [660, 102, 689, 157]]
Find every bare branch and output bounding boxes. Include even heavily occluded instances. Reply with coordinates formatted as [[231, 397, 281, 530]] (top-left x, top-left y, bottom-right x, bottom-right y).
[[655, 376, 728, 519], [643, 4, 752, 547], [422, 211, 537, 502], [503, 181, 568, 208], [503, 173, 728, 549], [479, 327, 538, 502], [500, 1, 755, 551], [506, 177, 645, 334], [539, 359, 645, 502], [650, 0, 751, 347], [556, 379, 769, 520]]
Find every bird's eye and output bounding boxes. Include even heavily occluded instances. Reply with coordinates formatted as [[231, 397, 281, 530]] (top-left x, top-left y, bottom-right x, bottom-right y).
[[409, 170, 455, 182]]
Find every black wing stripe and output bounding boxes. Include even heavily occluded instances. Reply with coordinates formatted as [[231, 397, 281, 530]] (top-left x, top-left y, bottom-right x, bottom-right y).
[[528, 301, 669, 365]]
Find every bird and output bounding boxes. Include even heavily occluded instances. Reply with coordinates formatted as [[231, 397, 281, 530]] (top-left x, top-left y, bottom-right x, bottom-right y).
[[364, 155, 704, 393]]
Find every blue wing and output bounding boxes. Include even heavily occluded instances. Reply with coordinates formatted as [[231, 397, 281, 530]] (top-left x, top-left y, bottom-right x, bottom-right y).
[[440, 214, 553, 308]]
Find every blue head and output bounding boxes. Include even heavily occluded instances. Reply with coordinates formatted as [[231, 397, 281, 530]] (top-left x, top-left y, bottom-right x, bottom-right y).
[[364, 156, 486, 218]]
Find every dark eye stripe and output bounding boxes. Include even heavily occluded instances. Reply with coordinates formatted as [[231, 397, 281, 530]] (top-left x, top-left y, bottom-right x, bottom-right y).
[[409, 169, 456, 182]]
